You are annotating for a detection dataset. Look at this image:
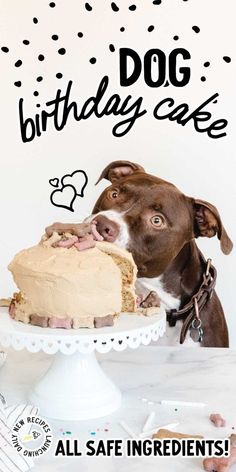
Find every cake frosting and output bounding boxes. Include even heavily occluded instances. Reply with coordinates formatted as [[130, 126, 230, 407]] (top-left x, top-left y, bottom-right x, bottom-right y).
[[8, 239, 137, 329]]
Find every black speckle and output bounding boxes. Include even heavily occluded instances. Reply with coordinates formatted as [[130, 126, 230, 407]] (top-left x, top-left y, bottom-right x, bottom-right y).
[[52, 34, 59, 40], [223, 56, 231, 63], [58, 48, 66, 55], [14, 81, 21, 87], [56, 72, 63, 78], [173, 35, 179, 40], [36, 104, 41, 108], [15, 60, 22, 67], [109, 44, 115, 52], [36, 76, 43, 82], [49, 2, 56, 7], [153, 0, 161, 3], [23, 40, 30, 45], [120, 27, 125, 32], [38, 54, 45, 61], [77, 32, 83, 38], [89, 57, 96, 64], [129, 4, 136, 10], [1, 46, 9, 53], [213, 100, 218, 104], [111, 2, 119, 11], [204, 61, 210, 67], [148, 25, 154, 32], [192, 25, 200, 33], [33, 91, 39, 96], [33, 17, 38, 24], [85, 2, 92, 11], [201, 76, 206, 82]]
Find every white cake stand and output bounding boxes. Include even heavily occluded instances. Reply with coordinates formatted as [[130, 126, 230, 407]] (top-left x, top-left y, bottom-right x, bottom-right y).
[[0, 308, 166, 421]]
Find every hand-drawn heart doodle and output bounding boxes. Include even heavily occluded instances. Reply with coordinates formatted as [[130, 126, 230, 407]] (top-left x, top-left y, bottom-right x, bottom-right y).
[[49, 178, 59, 188], [50, 185, 77, 212], [61, 170, 88, 197]]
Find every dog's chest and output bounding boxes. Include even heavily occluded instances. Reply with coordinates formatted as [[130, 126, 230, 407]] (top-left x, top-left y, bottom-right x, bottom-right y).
[[136, 276, 199, 347]]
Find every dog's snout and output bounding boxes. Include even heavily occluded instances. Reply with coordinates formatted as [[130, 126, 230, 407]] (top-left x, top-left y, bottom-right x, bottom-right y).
[[93, 215, 120, 243]]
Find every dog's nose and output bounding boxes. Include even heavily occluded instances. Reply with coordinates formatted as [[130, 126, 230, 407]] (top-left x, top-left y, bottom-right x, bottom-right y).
[[92, 215, 119, 243]]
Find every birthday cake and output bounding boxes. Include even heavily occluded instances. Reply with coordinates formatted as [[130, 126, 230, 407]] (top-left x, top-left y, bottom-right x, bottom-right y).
[[8, 236, 137, 329]]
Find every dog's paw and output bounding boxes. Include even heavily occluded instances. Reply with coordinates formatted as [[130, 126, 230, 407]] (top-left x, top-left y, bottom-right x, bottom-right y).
[[140, 290, 161, 308]]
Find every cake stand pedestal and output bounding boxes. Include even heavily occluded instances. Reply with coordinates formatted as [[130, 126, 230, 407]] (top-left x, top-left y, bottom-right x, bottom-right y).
[[0, 309, 165, 420]]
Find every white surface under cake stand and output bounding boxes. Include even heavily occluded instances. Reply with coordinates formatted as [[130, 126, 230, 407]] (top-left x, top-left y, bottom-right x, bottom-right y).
[[0, 308, 165, 421]]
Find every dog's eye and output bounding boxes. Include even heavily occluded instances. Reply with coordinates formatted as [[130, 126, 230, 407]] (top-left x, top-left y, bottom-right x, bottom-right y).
[[150, 215, 164, 227], [109, 190, 119, 199]]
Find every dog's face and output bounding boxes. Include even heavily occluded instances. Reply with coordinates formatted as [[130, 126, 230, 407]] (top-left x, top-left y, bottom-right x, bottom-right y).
[[91, 161, 233, 276]]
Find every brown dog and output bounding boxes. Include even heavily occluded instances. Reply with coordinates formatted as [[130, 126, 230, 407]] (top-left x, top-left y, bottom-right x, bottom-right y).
[[47, 161, 233, 347]]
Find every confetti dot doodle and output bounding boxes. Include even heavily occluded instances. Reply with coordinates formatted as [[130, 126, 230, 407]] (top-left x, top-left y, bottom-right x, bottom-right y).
[[109, 44, 115, 52], [85, 3, 92, 11], [36, 104, 40, 108], [37, 76, 43, 82], [120, 27, 125, 32], [90, 57, 96, 64], [23, 40, 30, 45], [33, 91, 39, 96], [148, 25, 155, 32], [1, 47, 9, 53], [173, 35, 179, 40], [77, 32, 83, 38], [204, 61, 210, 67], [52, 34, 59, 40], [56, 72, 63, 78], [192, 26, 200, 33], [58, 48, 66, 55], [49, 2, 56, 7], [129, 4, 136, 11], [38, 54, 45, 61], [33, 17, 38, 24], [111, 2, 119, 12], [14, 81, 21, 87], [15, 60, 22, 67], [201, 76, 206, 82], [153, 0, 161, 4], [223, 56, 231, 63]]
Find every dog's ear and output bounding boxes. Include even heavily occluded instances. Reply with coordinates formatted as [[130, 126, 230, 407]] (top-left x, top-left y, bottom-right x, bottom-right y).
[[95, 160, 145, 185], [193, 199, 233, 255]]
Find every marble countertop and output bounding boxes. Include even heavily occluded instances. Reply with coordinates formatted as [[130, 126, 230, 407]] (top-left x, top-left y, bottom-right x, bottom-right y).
[[1, 345, 236, 471]]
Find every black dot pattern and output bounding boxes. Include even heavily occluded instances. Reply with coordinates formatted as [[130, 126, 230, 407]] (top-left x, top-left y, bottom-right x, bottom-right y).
[[204, 61, 210, 67], [129, 5, 136, 11], [38, 54, 45, 61], [173, 35, 179, 40], [1, 46, 9, 53], [15, 60, 22, 67], [85, 3, 92, 11], [77, 32, 83, 38], [120, 27, 125, 32], [153, 0, 161, 4], [58, 48, 66, 55], [223, 56, 231, 63], [213, 100, 218, 104], [52, 34, 59, 40], [36, 104, 41, 108], [56, 72, 63, 78], [90, 57, 96, 64], [201, 76, 206, 82], [36, 76, 43, 82], [111, 2, 119, 12], [14, 81, 21, 87], [33, 91, 39, 96], [49, 2, 56, 7], [148, 25, 155, 32], [109, 44, 115, 52], [33, 17, 38, 24], [192, 26, 200, 33], [23, 40, 30, 45]]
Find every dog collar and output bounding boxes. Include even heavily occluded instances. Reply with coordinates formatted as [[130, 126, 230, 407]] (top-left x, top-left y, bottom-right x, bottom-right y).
[[166, 254, 217, 344]]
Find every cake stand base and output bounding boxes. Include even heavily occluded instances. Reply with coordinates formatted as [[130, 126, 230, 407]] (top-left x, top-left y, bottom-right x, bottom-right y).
[[29, 351, 121, 420]]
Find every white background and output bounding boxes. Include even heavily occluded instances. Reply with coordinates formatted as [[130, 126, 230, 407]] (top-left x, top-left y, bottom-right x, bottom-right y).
[[0, 0, 235, 345]]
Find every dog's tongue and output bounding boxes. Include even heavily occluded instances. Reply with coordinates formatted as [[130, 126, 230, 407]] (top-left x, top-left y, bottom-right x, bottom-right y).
[[90, 222, 104, 241]]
